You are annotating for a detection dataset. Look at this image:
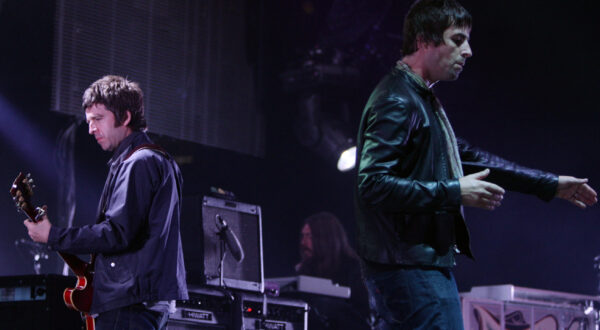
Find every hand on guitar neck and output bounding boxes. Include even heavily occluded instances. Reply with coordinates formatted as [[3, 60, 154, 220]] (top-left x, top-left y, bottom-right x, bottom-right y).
[[11, 173, 52, 243], [23, 208, 52, 243], [10, 172, 95, 326]]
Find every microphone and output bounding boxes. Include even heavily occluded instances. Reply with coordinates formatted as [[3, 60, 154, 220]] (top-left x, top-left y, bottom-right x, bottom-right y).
[[216, 214, 245, 263]]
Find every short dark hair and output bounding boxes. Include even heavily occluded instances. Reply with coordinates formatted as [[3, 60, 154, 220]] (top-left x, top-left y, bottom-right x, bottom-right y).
[[297, 212, 358, 278], [402, 0, 472, 56], [82, 75, 147, 131]]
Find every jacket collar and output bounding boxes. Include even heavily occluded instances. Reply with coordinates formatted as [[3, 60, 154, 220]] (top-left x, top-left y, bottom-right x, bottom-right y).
[[393, 64, 434, 98], [107, 131, 151, 167]]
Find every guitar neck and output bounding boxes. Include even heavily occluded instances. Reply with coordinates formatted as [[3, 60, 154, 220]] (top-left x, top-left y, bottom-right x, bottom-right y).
[[10, 172, 91, 277], [23, 206, 40, 223]]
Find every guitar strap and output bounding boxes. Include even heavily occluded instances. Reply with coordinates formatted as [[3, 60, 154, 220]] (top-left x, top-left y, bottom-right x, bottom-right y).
[[124, 143, 182, 203], [124, 143, 169, 161]]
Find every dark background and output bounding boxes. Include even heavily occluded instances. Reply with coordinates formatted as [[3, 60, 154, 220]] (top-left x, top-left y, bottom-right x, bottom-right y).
[[0, 0, 598, 296]]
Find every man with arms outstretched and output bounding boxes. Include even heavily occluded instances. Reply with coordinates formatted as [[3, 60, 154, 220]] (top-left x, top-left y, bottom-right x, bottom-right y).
[[354, 0, 597, 329]]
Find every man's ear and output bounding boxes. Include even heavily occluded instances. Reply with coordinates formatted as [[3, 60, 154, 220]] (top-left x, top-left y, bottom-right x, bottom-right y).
[[415, 34, 428, 51], [122, 110, 132, 127]]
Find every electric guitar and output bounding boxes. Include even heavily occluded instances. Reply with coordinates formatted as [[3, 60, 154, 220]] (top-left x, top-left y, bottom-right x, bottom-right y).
[[10, 172, 95, 330]]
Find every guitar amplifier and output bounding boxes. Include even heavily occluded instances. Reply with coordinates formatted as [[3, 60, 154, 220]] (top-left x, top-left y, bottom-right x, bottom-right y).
[[167, 286, 235, 329], [0, 274, 83, 329], [236, 292, 308, 330], [181, 195, 264, 293]]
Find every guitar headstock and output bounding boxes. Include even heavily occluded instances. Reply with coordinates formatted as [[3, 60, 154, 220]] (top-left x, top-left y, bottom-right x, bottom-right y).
[[9, 172, 45, 223]]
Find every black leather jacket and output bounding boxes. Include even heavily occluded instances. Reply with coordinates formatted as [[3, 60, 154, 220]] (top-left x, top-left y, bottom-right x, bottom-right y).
[[355, 67, 558, 267]]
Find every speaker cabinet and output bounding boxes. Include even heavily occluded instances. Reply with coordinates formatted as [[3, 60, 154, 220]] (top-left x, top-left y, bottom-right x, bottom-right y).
[[202, 196, 264, 293], [181, 195, 264, 293]]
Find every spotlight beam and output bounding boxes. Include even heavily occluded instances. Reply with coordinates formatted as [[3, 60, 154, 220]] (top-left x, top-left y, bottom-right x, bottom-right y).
[[0, 94, 59, 183]]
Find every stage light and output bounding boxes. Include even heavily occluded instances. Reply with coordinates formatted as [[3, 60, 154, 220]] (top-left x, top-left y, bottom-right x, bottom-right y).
[[337, 146, 356, 172]]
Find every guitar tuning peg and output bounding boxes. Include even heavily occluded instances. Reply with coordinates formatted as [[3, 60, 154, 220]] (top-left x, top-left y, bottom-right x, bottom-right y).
[[28, 178, 34, 184], [26, 173, 31, 179]]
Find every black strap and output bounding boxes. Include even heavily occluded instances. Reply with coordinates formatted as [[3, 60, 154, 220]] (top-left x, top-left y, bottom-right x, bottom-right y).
[[125, 143, 183, 210]]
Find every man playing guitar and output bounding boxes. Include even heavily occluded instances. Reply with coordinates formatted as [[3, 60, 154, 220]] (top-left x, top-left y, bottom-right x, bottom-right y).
[[22, 75, 188, 329]]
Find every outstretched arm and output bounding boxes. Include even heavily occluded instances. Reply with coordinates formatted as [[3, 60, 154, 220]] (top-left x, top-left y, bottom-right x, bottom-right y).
[[458, 138, 558, 201], [555, 176, 597, 208]]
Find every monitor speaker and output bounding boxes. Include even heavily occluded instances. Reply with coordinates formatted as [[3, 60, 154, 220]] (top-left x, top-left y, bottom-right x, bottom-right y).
[[180, 195, 264, 293]]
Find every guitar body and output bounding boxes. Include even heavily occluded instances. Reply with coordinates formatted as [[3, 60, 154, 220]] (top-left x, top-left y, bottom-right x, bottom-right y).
[[10, 172, 95, 330], [61, 264, 95, 330], [63, 274, 94, 312], [57, 251, 95, 313]]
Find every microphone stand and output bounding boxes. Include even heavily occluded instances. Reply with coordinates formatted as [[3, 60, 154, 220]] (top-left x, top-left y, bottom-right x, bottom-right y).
[[214, 228, 237, 303], [219, 235, 227, 288], [214, 214, 237, 303], [215, 214, 228, 288]]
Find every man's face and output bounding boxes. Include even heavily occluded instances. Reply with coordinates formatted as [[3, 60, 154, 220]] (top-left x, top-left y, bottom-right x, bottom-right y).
[[85, 103, 131, 151], [423, 25, 472, 82], [300, 224, 313, 261]]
